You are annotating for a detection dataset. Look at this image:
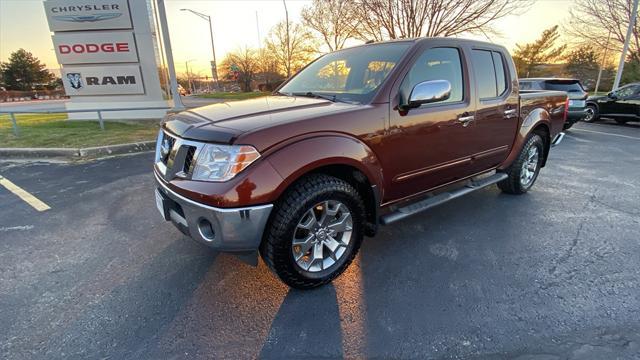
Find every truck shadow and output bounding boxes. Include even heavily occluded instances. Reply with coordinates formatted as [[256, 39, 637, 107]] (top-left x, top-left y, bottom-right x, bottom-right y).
[[253, 184, 561, 358]]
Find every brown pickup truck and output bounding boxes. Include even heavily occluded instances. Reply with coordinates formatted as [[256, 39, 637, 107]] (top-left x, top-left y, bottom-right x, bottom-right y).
[[154, 38, 567, 289]]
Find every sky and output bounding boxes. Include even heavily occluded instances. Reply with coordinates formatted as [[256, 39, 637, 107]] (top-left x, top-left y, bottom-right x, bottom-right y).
[[0, 0, 574, 76]]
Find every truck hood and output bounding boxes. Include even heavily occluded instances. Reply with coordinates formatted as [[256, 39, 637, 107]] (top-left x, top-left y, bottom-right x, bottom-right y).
[[163, 96, 349, 143]]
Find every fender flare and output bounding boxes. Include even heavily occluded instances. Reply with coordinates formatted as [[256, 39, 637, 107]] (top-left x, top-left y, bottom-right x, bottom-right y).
[[264, 134, 384, 201], [499, 108, 552, 170]]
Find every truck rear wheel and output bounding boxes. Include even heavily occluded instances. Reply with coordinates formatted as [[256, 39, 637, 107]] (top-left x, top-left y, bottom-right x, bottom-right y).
[[260, 174, 365, 289], [498, 134, 544, 194]]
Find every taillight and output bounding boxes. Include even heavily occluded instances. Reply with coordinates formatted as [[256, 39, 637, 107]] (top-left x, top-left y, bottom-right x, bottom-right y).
[[563, 98, 569, 122]]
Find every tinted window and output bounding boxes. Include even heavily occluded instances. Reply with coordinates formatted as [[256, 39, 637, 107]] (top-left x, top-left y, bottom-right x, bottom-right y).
[[279, 42, 411, 104], [492, 52, 507, 96], [520, 81, 543, 90], [613, 85, 639, 98], [472, 50, 497, 99], [544, 80, 584, 92], [400, 47, 464, 105]]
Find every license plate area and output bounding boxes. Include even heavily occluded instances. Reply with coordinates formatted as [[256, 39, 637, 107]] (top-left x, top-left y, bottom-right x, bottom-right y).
[[155, 188, 169, 220]]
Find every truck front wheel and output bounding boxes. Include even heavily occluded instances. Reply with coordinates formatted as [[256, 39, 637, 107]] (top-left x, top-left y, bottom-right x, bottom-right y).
[[498, 133, 544, 194], [260, 174, 365, 289]]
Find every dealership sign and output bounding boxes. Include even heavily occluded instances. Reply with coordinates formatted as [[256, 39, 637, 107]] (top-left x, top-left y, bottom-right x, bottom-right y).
[[44, 0, 132, 31], [53, 31, 138, 64], [62, 65, 144, 95]]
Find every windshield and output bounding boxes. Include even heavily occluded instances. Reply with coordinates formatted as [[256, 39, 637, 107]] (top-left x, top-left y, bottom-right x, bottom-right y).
[[278, 42, 412, 104], [544, 80, 584, 92]]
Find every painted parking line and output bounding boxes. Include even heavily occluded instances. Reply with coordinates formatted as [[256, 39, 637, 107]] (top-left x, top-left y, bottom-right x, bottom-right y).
[[572, 128, 640, 141], [0, 175, 51, 212]]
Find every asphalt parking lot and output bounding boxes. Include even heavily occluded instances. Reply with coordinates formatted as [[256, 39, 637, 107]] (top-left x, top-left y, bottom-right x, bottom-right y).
[[1, 120, 639, 359]]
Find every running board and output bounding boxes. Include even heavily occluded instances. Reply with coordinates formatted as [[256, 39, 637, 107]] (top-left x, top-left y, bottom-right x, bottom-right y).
[[379, 172, 508, 225]]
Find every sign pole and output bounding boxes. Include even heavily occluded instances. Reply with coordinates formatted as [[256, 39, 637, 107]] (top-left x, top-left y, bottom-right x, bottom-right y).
[[156, 0, 185, 110]]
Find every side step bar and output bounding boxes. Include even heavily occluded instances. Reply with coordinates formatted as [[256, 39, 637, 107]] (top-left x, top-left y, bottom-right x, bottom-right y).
[[379, 172, 508, 225], [551, 132, 565, 147]]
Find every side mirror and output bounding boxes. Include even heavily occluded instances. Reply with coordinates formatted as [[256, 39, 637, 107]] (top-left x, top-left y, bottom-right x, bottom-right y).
[[406, 80, 452, 109], [607, 92, 617, 99]]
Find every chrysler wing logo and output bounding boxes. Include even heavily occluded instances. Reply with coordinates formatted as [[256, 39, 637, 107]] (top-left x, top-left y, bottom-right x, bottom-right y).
[[66, 73, 83, 90], [53, 13, 122, 23]]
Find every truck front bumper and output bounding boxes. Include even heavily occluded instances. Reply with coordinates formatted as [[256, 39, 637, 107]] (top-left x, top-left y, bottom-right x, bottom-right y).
[[154, 172, 273, 252]]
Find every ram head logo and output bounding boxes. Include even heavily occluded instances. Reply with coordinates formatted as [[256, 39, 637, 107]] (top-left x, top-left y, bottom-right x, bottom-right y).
[[66, 73, 83, 90]]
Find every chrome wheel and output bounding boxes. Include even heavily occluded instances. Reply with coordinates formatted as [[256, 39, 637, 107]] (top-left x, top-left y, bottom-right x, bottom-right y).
[[292, 200, 353, 273], [584, 106, 595, 122], [520, 145, 539, 187]]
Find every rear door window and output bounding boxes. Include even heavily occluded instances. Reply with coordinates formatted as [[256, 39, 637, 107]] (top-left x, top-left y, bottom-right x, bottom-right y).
[[472, 49, 509, 99], [472, 50, 497, 99], [492, 52, 507, 96]]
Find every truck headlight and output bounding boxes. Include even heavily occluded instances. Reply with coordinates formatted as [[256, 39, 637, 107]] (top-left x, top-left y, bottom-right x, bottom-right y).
[[192, 144, 260, 182]]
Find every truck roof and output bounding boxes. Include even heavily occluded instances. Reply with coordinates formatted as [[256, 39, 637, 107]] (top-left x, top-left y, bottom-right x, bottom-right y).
[[343, 37, 509, 53]]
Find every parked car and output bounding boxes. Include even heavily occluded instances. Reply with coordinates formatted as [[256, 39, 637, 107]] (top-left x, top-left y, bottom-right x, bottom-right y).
[[154, 38, 568, 289], [519, 78, 587, 129], [584, 82, 640, 124]]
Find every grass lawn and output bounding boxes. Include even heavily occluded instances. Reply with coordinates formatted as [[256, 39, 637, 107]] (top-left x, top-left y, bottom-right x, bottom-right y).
[[0, 113, 159, 148], [196, 91, 270, 101]]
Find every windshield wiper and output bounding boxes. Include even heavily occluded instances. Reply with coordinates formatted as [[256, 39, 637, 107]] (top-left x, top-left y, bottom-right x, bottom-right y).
[[289, 92, 338, 102]]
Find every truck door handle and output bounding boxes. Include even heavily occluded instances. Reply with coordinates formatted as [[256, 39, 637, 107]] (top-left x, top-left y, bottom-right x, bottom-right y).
[[504, 109, 517, 118], [458, 115, 474, 126]]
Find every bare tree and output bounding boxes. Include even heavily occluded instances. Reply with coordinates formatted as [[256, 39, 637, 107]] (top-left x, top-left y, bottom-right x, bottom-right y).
[[565, 0, 640, 62], [352, 0, 530, 41], [266, 21, 318, 78], [301, 0, 361, 51], [255, 48, 283, 91], [221, 47, 258, 92], [512, 25, 567, 78]]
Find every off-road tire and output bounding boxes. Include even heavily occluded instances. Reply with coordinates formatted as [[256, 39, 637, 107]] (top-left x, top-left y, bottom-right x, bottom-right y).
[[498, 133, 545, 195], [260, 174, 365, 289]]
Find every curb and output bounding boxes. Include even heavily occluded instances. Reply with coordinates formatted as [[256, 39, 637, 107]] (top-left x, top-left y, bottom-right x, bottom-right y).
[[0, 141, 155, 160]]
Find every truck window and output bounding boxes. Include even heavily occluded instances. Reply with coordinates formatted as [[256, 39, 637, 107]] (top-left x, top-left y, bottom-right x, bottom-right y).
[[472, 49, 498, 99], [400, 47, 464, 105], [492, 52, 507, 96]]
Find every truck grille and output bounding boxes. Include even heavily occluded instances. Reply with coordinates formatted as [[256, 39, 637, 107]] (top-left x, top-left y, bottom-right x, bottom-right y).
[[155, 130, 204, 180], [183, 146, 197, 173], [160, 132, 176, 165]]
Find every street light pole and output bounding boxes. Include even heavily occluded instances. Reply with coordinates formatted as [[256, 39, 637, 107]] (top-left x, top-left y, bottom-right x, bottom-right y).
[[185, 60, 194, 93], [612, 0, 639, 90], [595, 31, 611, 94], [181, 9, 220, 91], [283, 0, 290, 78]]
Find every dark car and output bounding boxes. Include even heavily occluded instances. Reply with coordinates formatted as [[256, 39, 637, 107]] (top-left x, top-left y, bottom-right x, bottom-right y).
[[154, 38, 567, 288], [584, 82, 640, 124], [519, 78, 588, 129]]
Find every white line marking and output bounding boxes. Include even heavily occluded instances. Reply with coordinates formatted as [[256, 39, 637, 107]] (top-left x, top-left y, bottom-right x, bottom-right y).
[[0, 176, 51, 211], [572, 128, 640, 140], [0, 225, 34, 232]]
